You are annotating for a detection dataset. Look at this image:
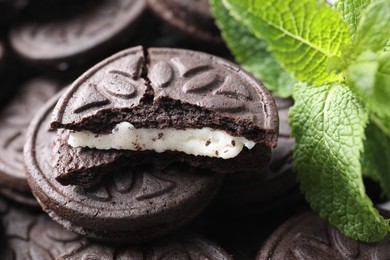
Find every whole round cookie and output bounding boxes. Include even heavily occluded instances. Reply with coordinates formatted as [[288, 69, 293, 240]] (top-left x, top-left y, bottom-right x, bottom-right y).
[[9, 0, 146, 70], [24, 92, 224, 242], [0, 78, 62, 193], [257, 212, 390, 259], [147, 0, 222, 44]]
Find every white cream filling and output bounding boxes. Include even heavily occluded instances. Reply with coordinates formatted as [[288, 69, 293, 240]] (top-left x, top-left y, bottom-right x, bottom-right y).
[[68, 122, 256, 159]]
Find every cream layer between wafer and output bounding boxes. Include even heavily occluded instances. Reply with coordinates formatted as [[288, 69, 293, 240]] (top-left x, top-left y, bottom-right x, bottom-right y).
[[68, 122, 256, 159]]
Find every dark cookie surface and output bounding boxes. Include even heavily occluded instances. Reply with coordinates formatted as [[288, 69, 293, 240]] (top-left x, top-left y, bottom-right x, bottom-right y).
[[25, 92, 224, 242], [147, 0, 222, 44], [9, 0, 146, 69], [257, 212, 390, 259], [0, 78, 62, 192]]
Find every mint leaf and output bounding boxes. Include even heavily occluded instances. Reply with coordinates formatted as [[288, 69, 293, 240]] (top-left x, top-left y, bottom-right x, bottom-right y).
[[384, 39, 390, 52], [362, 121, 390, 198], [222, 0, 351, 84], [335, 0, 373, 39], [347, 50, 378, 96], [210, 0, 295, 97], [290, 82, 389, 242], [354, 0, 390, 54], [368, 52, 390, 135]]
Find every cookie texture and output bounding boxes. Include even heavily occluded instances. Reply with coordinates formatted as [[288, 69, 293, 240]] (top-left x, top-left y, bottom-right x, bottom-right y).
[[257, 212, 390, 259], [25, 92, 223, 242]]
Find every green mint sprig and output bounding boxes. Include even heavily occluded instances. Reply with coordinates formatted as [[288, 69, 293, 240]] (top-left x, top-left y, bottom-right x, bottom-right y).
[[335, 0, 373, 39], [211, 0, 390, 242], [211, 0, 295, 97]]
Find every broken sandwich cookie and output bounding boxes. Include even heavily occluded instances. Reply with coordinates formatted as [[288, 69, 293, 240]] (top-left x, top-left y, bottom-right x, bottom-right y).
[[50, 46, 279, 187]]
